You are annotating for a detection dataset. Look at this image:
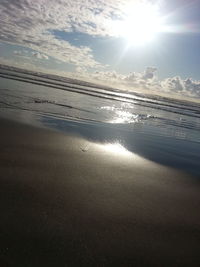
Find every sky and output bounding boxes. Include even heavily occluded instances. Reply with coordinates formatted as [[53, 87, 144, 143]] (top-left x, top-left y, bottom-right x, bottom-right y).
[[1, 0, 200, 99]]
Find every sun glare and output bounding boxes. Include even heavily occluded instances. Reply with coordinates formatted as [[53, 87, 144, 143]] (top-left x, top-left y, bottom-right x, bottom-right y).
[[112, 2, 163, 46]]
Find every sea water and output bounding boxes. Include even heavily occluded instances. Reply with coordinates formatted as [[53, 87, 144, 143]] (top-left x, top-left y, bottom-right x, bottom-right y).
[[0, 67, 200, 177]]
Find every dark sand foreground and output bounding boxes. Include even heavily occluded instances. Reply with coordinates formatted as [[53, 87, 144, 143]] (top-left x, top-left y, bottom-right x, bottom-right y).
[[0, 118, 200, 266]]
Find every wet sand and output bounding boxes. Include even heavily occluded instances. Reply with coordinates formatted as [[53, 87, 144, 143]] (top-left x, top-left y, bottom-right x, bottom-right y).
[[0, 118, 200, 266]]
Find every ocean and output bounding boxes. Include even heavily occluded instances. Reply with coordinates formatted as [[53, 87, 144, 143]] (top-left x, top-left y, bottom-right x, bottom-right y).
[[0, 65, 200, 177]]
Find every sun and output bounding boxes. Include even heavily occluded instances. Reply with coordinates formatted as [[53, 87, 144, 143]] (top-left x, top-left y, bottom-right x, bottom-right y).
[[111, 2, 163, 46]]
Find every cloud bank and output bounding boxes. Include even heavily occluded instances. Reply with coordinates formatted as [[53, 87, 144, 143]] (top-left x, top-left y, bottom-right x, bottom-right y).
[[0, 0, 115, 68], [92, 68, 200, 98]]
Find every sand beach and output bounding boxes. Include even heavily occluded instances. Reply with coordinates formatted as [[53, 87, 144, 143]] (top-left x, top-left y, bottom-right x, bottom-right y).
[[0, 118, 200, 266]]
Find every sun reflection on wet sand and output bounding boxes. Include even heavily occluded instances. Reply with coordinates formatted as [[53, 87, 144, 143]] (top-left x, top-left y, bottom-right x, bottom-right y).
[[97, 142, 132, 156]]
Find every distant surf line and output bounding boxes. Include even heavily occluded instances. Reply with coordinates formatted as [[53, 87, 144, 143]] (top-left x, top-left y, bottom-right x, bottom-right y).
[[1, 73, 200, 119]]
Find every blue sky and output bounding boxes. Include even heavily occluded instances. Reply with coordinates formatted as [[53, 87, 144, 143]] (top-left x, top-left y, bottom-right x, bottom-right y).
[[0, 0, 200, 99]]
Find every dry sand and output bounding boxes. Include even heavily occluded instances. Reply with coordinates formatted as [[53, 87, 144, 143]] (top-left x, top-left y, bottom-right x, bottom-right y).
[[0, 118, 200, 266]]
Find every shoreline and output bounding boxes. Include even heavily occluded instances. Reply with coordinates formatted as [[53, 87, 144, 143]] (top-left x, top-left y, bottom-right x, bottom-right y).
[[0, 117, 200, 266]]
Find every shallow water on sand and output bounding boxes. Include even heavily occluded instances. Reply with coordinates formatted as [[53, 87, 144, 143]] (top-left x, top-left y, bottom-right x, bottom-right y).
[[0, 68, 200, 177]]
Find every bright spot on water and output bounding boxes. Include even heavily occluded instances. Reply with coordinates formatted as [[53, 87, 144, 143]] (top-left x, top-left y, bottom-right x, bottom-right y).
[[111, 111, 138, 124], [101, 105, 152, 124]]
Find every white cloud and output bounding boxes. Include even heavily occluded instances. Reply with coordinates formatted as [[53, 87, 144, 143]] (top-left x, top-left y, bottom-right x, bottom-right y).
[[161, 76, 200, 97], [142, 67, 157, 80], [92, 67, 157, 87], [0, 55, 75, 78], [12, 49, 49, 62], [0, 0, 114, 69], [31, 52, 49, 60], [90, 68, 200, 98], [161, 76, 184, 93], [13, 50, 22, 55]]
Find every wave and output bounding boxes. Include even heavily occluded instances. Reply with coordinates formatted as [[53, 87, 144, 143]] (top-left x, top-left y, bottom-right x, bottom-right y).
[[1, 67, 200, 120]]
